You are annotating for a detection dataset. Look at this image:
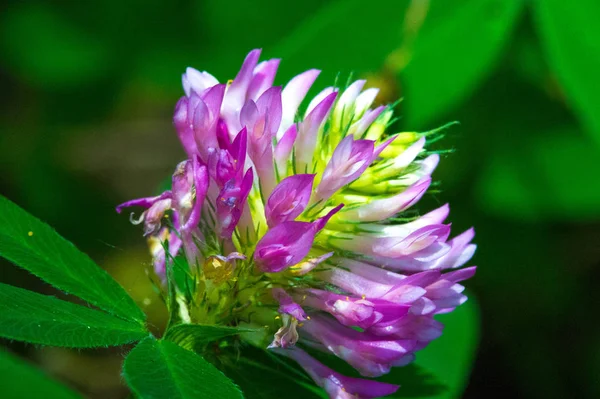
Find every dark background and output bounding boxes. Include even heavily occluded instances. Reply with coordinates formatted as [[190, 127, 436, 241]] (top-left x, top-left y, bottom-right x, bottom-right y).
[[1, 0, 599, 397]]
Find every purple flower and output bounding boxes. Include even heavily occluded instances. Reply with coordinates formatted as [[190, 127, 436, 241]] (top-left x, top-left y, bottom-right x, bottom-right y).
[[118, 49, 478, 399]]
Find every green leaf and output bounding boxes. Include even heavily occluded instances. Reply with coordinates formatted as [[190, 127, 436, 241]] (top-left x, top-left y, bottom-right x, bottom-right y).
[[476, 128, 600, 221], [535, 0, 600, 146], [0, 194, 146, 323], [165, 324, 260, 350], [0, 349, 82, 399], [123, 337, 243, 399], [411, 294, 480, 398], [0, 282, 148, 348], [402, 0, 523, 127]]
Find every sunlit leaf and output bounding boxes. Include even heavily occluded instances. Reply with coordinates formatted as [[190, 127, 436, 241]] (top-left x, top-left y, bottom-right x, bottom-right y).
[[535, 0, 600, 146], [402, 0, 523, 127], [0, 282, 148, 347], [123, 337, 243, 399], [0, 195, 146, 323], [0, 349, 82, 399]]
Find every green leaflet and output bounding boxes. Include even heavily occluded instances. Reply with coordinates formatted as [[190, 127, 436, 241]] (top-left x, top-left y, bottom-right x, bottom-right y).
[[164, 324, 261, 350], [0, 349, 82, 399], [402, 0, 523, 127], [123, 337, 243, 399], [0, 195, 145, 323], [535, 0, 600, 146], [0, 282, 148, 348]]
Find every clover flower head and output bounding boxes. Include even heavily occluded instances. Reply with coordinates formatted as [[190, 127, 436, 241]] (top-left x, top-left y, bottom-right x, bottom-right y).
[[118, 49, 476, 399]]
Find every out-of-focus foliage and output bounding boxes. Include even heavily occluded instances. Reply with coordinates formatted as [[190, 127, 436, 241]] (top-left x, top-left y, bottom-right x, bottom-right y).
[[534, 0, 600, 146], [0, 0, 598, 398], [402, 0, 523, 127], [0, 349, 81, 399]]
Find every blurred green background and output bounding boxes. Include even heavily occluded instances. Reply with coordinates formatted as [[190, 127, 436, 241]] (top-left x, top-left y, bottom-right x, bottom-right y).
[[1, 0, 599, 397]]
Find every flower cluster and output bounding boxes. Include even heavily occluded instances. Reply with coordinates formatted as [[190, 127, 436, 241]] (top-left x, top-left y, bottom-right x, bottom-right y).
[[118, 49, 476, 399]]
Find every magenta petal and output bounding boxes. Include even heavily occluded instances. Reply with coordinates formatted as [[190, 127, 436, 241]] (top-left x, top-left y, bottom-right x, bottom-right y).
[[280, 69, 321, 134], [274, 124, 297, 173], [216, 119, 231, 151], [248, 58, 280, 101], [316, 135, 375, 201], [272, 288, 307, 321], [116, 191, 172, 214], [443, 265, 477, 283], [173, 97, 198, 157], [254, 221, 316, 272], [301, 314, 416, 377], [265, 174, 315, 227], [181, 157, 209, 232], [295, 92, 338, 171], [226, 49, 261, 106], [273, 347, 399, 399]]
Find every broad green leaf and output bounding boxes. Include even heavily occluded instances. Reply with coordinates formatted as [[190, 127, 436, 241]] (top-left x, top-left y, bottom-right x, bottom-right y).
[[402, 0, 523, 127], [476, 128, 600, 221], [123, 337, 243, 399], [0, 195, 146, 323], [165, 324, 260, 350], [0, 349, 82, 399], [412, 295, 480, 398], [0, 282, 148, 348], [535, 0, 600, 146]]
